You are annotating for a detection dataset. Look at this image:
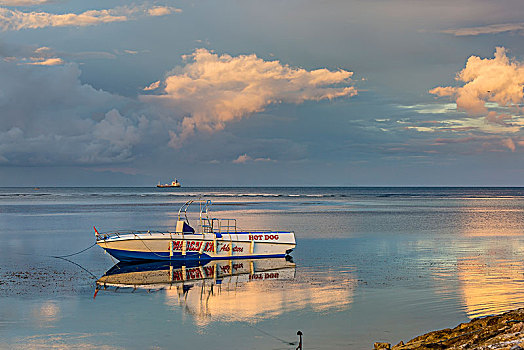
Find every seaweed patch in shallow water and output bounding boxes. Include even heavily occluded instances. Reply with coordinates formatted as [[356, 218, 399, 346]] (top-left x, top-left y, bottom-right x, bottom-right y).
[[0, 267, 92, 296]]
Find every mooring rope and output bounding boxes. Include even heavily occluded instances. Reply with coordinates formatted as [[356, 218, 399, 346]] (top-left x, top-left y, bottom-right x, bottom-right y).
[[51, 242, 98, 258], [15, 241, 98, 259], [246, 323, 296, 346], [15, 241, 100, 280], [50, 242, 100, 280], [54, 256, 98, 280]]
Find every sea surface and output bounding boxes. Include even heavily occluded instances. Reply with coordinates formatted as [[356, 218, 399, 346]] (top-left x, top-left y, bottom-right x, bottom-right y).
[[1, 187, 524, 349]]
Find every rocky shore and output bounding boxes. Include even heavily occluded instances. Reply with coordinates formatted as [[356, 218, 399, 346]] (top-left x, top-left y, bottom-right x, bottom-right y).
[[374, 308, 524, 350]]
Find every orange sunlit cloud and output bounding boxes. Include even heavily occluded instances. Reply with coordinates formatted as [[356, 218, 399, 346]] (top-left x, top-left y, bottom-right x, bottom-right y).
[[430, 47, 524, 120], [141, 49, 357, 147]]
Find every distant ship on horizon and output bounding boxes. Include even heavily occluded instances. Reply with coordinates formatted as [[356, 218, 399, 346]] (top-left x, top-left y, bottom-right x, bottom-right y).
[[157, 178, 181, 188]]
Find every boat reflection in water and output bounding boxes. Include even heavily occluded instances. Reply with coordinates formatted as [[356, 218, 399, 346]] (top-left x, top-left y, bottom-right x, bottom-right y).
[[95, 257, 295, 300], [96, 257, 356, 325]]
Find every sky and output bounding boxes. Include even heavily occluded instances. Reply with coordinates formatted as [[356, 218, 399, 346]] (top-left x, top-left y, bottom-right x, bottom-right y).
[[1, 0, 524, 186]]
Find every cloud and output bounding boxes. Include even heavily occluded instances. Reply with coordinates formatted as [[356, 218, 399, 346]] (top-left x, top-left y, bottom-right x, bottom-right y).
[[430, 47, 524, 122], [503, 137, 516, 151], [25, 57, 64, 65], [92, 109, 144, 154], [397, 102, 457, 114], [0, 44, 359, 166], [143, 80, 160, 91], [401, 53, 524, 154], [232, 154, 272, 163], [0, 0, 52, 5], [142, 49, 357, 147], [26, 48, 61, 65], [441, 23, 524, 36], [428, 87, 455, 98], [404, 116, 522, 135], [0, 56, 151, 165], [0, 43, 117, 66], [148, 6, 181, 17], [232, 154, 251, 163], [427, 135, 521, 154], [0, 5, 180, 31], [69, 51, 117, 60], [404, 126, 436, 132]]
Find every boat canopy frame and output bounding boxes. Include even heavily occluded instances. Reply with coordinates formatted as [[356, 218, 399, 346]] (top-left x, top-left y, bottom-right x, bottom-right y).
[[178, 199, 237, 234]]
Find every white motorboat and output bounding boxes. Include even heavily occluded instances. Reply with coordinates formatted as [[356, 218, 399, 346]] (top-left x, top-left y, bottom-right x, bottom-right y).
[[95, 199, 296, 262]]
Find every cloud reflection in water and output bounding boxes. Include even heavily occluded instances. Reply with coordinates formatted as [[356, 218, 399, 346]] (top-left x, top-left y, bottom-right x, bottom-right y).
[[96, 257, 356, 326]]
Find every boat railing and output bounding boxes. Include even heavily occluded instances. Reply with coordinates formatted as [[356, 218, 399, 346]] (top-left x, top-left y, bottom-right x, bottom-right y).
[[95, 227, 291, 241], [177, 198, 212, 225], [200, 218, 237, 234], [95, 230, 169, 241], [177, 199, 194, 222]]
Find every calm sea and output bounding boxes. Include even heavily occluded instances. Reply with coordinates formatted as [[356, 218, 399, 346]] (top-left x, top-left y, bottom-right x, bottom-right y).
[[1, 187, 524, 349]]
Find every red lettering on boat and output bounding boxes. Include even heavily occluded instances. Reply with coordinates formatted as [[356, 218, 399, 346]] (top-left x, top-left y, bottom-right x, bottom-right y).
[[264, 234, 279, 240], [203, 242, 214, 252], [186, 241, 203, 251], [172, 241, 183, 250]]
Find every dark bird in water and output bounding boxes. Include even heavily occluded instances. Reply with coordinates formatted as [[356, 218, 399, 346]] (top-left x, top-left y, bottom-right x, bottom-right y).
[[296, 330, 303, 350]]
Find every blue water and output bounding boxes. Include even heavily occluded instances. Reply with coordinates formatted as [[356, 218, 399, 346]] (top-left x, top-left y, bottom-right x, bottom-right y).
[[1, 187, 524, 349]]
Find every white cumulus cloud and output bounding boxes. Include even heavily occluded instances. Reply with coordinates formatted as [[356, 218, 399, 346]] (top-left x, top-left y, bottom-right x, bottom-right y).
[[0, 5, 180, 31], [424, 47, 524, 153], [142, 49, 357, 147], [430, 47, 524, 120]]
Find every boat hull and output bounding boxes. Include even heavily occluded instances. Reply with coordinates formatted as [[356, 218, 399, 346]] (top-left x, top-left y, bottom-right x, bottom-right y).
[[96, 232, 295, 262]]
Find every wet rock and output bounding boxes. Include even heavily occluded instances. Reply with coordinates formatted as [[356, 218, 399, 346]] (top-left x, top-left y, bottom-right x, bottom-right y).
[[374, 342, 391, 349], [375, 308, 524, 349], [510, 322, 524, 333]]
